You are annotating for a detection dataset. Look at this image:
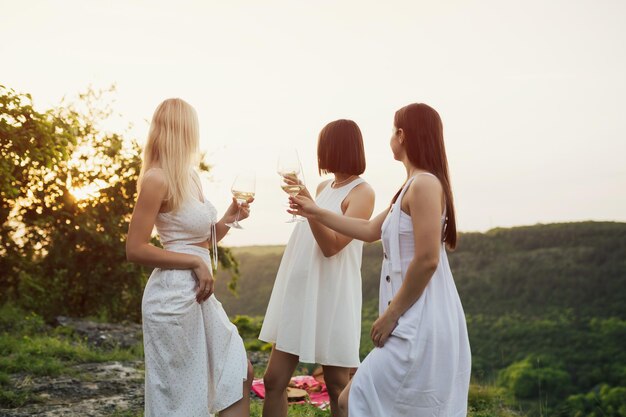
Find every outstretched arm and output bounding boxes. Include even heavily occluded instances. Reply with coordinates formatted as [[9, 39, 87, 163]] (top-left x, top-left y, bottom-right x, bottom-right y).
[[289, 193, 389, 243], [307, 182, 375, 257]]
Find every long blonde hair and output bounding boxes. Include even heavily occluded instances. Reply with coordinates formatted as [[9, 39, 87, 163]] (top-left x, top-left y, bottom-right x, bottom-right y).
[[139, 98, 200, 212]]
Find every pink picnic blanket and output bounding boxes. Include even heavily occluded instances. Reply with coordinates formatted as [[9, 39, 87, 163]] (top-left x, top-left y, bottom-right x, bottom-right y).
[[251, 375, 330, 409]]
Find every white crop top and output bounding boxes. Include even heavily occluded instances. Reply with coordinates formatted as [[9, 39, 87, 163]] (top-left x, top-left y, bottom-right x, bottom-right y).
[[154, 180, 219, 269]]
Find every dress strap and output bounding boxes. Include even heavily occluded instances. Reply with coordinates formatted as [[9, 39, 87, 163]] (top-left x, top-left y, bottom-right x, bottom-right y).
[[211, 222, 218, 271], [321, 177, 366, 201], [388, 172, 444, 272], [342, 177, 365, 193], [388, 176, 418, 273], [192, 170, 217, 270], [190, 170, 205, 202]]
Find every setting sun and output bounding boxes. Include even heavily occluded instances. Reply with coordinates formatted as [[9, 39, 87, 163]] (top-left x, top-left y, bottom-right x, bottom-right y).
[[66, 173, 107, 201]]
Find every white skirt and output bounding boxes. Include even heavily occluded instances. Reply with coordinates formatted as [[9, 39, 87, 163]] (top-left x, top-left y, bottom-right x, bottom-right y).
[[142, 245, 248, 417]]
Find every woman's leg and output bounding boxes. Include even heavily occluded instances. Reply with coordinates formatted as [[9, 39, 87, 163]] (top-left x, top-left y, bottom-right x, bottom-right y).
[[337, 379, 353, 417], [262, 346, 299, 417], [219, 360, 254, 417], [322, 365, 351, 417]]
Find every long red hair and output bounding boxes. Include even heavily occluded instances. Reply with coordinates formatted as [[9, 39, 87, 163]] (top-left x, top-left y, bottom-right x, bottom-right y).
[[394, 103, 457, 250]]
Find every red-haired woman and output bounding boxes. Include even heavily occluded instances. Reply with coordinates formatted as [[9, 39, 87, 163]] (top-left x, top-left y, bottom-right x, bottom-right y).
[[259, 119, 375, 417], [290, 104, 471, 417]]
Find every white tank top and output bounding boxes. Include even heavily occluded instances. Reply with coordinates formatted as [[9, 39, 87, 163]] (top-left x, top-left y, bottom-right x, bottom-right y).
[[154, 174, 219, 268]]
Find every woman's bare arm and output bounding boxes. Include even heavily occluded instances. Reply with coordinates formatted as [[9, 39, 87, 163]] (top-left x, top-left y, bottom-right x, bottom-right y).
[[289, 193, 389, 243], [125, 169, 213, 302], [370, 175, 444, 347], [307, 183, 375, 257]]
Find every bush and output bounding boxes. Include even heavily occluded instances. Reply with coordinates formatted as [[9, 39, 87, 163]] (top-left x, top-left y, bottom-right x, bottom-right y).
[[498, 355, 573, 400], [560, 384, 626, 417]]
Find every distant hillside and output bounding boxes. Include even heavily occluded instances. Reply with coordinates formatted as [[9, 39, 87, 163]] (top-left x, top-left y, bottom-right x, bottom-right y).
[[215, 221, 626, 416], [216, 221, 626, 320], [214, 246, 285, 317]]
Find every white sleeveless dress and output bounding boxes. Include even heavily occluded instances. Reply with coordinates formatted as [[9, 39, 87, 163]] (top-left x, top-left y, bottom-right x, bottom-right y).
[[349, 174, 471, 417], [259, 178, 367, 367], [142, 191, 248, 417]]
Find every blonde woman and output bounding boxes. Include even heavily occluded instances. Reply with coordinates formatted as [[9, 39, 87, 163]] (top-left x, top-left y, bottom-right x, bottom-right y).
[[126, 98, 254, 417]]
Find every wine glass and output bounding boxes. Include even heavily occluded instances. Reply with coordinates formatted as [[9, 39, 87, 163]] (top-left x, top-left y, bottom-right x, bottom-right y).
[[277, 148, 306, 223], [225, 171, 256, 229]]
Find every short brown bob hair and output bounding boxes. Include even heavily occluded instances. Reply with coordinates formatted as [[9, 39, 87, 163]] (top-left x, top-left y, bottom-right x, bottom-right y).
[[317, 119, 366, 175]]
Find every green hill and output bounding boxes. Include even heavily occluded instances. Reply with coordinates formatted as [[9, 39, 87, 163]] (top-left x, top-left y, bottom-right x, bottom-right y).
[[215, 221, 626, 416], [217, 221, 626, 319]]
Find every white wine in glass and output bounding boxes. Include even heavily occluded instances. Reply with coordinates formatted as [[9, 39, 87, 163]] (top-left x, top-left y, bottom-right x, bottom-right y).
[[232, 190, 256, 201], [281, 183, 304, 196], [277, 149, 306, 223], [225, 172, 256, 229]]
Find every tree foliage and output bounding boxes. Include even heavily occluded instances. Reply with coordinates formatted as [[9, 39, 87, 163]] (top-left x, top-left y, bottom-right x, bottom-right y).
[[0, 85, 76, 298], [562, 385, 626, 417], [0, 85, 239, 321]]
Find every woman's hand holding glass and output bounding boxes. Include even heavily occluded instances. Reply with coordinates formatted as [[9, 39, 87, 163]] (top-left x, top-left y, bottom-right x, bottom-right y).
[[277, 148, 307, 223], [279, 172, 306, 223], [282, 173, 311, 199], [224, 196, 254, 224], [225, 172, 256, 229], [288, 193, 320, 220]]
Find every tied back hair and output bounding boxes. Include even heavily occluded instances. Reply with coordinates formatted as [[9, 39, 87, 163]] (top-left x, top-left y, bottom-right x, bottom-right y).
[[138, 98, 200, 212]]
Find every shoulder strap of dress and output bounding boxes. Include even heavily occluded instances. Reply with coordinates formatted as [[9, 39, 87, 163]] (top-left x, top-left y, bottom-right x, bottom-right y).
[[389, 176, 416, 273], [191, 170, 218, 269], [394, 175, 418, 207], [318, 179, 333, 195], [344, 177, 365, 193], [190, 170, 205, 202], [389, 173, 441, 273], [328, 177, 366, 201]]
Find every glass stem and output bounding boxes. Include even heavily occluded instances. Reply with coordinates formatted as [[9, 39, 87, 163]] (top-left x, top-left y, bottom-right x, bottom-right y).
[[235, 202, 242, 223], [291, 195, 297, 221]]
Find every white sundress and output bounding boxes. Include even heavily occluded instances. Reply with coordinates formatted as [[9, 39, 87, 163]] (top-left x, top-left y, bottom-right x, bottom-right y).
[[259, 178, 367, 367], [142, 190, 248, 417], [348, 173, 472, 417]]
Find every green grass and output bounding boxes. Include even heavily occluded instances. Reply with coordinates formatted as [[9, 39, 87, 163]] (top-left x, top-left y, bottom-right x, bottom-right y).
[[1, 303, 523, 416], [468, 384, 523, 417], [104, 400, 330, 417], [0, 303, 143, 409], [249, 399, 330, 416], [0, 332, 142, 376]]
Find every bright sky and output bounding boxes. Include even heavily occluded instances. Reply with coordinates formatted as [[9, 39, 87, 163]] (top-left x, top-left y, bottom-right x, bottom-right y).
[[2, 0, 625, 246]]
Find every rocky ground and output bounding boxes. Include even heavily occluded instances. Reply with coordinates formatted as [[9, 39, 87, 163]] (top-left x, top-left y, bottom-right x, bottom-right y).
[[2, 361, 144, 417], [0, 318, 269, 417]]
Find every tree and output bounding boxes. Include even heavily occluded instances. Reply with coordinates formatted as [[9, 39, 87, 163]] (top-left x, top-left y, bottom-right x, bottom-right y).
[[1, 85, 239, 321], [498, 354, 573, 400], [0, 85, 76, 301], [562, 385, 626, 417]]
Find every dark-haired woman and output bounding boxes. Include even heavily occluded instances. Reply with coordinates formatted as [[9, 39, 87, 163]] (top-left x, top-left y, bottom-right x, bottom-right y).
[[259, 119, 375, 417], [290, 104, 471, 417]]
